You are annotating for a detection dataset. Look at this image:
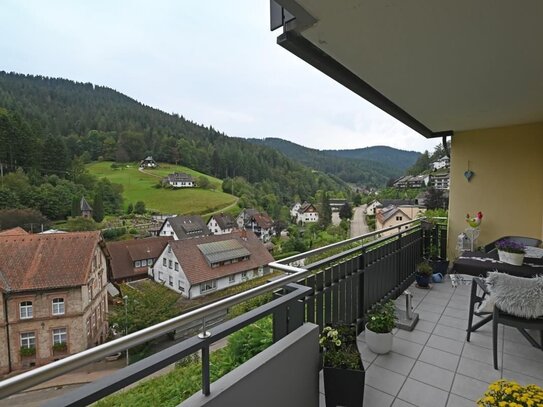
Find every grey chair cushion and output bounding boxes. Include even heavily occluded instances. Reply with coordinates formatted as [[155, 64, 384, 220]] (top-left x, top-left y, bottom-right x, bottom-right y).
[[481, 272, 543, 318]]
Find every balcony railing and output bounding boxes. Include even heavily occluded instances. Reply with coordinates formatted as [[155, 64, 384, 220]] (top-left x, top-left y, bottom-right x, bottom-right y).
[[0, 217, 446, 405]]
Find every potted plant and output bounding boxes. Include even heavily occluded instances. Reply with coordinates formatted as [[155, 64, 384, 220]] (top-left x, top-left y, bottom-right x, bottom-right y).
[[20, 346, 36, 357], [428, 244, 449, 275], [365, 300, 395, 354], [320, 324, 365, 407], [477, 379, 543, 407], [52, 342, 67, 354], [495, 239, 525, 266], [415, 260, 433, 288]]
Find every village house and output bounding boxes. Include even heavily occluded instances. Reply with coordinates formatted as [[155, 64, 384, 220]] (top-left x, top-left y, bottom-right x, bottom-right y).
[[431, 156, 450, 171], [107, 236, 173, 283], [392, 175, 429, 189], [207, 213, 237, 235], [375, 205, 425, 236], [289, 202, 302, 219], [328, 198, 348, 212], [158, 215, 210, 240], [0, 231, 108, 374], [162, 172, 195, 188], [236, 209, 274, 242], [365, 200, 382, 216], [430, 172, 450, 190], [295, 201, 319, 224], [149, 230, 274, 299], [139, 156, 158, 169]]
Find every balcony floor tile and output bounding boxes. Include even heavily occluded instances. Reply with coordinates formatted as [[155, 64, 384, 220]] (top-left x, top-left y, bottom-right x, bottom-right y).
[[341, 278, 543, 405]]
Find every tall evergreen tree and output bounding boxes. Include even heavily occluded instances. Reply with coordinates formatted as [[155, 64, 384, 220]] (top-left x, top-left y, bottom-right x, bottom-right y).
[[71, 196, 80, 217], [93, 190, 104, 222], [320, 192, 332, 227]]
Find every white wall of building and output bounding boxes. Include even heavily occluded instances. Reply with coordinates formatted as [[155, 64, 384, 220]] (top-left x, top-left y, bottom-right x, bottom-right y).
[[207, 218, 233, 235], [159, 221, 178, 239]]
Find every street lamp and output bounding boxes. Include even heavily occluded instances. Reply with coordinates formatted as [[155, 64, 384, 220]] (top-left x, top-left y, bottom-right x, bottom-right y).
[[123, 295, 129, 366]]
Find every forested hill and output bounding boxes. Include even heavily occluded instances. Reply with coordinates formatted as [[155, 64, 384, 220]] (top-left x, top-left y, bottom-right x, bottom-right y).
[[0, 71, 348, 214], [246, 138, 419, 186], [323, 146, 420, 173]]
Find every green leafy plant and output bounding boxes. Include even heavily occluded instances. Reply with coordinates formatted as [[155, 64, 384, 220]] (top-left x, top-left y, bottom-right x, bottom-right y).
[[319, 324, 362, 370], [477, 379, 543, 407], [19, 346, 36, 357], [366, 300, 396, 333], [417, 260, 433, 276], [52, 342, 67, 352]]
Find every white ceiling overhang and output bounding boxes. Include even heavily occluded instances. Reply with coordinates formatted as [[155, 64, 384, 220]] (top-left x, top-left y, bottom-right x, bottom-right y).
[[274, 0, 543, 137]]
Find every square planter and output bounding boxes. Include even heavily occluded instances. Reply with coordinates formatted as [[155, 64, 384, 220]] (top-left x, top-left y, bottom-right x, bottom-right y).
[[324, 358, 365, 407]]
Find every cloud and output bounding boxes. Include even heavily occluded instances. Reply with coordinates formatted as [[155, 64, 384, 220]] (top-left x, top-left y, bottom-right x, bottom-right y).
[[0, 0, 441, 153]]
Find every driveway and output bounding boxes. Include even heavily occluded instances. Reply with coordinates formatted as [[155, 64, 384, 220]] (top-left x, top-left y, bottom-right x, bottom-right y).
[[350, 204, 369, 238]]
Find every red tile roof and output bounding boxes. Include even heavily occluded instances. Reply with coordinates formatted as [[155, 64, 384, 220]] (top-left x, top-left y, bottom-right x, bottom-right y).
[[0, 231, 102, 292], [0, 227, 29, 236], [107, 236, 173, 281], [167, 230, 274, 285]]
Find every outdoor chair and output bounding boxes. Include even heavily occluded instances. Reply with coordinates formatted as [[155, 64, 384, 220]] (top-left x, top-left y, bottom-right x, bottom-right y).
[[492, 307, 543, 369], [467, 277, 543, 370], [466, 277, 492, 342]]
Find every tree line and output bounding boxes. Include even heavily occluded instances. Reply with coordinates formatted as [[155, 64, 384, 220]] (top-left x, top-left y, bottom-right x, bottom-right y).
[[0, 71, 349, 220]]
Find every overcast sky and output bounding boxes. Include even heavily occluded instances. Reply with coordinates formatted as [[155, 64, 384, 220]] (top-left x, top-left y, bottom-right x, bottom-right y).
[[1, 0, 439, 153]]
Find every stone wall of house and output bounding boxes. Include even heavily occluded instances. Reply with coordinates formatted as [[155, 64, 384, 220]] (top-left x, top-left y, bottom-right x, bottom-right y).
[[0, 292, 10, 375], [6, 286, 86, 370]]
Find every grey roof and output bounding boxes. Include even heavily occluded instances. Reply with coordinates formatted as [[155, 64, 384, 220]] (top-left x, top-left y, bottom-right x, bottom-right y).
[[197, 239, 251, 265], [164, 172, 194, 182], [165, 215, 210, 240], [80, 197, 92, 212], [143, 156, 155, 161], [380, 205, 409, 222], [378, 199, 418, 207], [211, 213, 236, 230]]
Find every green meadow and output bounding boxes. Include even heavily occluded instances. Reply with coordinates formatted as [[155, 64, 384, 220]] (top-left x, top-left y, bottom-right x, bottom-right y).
[[87, 162, 237, 215]]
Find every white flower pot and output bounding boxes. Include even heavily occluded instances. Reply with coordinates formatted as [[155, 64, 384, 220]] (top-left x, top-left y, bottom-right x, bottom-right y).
[[498, 250, 525, 266], [365, 324, 393, 354]]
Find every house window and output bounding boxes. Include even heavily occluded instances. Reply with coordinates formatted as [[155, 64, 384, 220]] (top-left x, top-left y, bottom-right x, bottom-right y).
[[141, 259, 147, 267], [20, 332, 35, 349], [169, 260, 173, 269], [169, 276, 173, 287], [178, 280, 184, 292], [52, 298, 65, 315], [200, 280, 217, 293], [135, 260, 141, 267], [396, 216, 403, 221], [168, 245, 172, 253], [20, 301, 33, 319], [148, 259, 153, 266], [52, 328, 67, 345], [174, 262, 179, 271], [86, 318, 91, 336], [158, 271, 164, 281], [242, 272, 247, 279], [228, 275, 235, 284], [163, 258, 167, 266]]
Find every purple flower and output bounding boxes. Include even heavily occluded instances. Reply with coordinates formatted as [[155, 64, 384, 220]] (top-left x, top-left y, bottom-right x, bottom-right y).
[[495, 239, 526, 254]]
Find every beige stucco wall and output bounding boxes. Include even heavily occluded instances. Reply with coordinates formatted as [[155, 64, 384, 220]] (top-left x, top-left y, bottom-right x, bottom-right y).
[[448, 122, 543, 259]]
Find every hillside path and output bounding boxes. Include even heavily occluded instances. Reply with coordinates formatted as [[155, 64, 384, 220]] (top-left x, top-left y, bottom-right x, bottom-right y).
[[350, 204, 369, 238], [138, 167, 162, 178]]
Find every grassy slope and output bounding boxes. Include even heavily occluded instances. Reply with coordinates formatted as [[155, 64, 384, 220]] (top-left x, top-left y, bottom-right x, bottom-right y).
[[87, 162, 237, 215]]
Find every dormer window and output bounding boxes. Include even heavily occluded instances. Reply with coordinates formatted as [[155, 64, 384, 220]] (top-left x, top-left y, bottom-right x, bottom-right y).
[[20, 301, 33, 319]]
